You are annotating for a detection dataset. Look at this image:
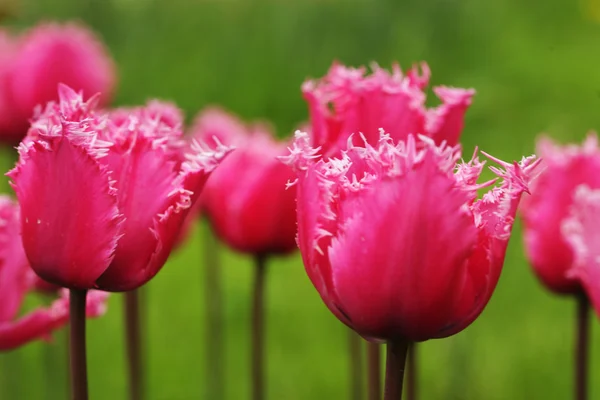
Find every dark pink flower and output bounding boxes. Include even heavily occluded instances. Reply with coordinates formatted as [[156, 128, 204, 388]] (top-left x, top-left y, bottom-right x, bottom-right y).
[[0, 196, 108, 351], [8, 85, 231, 291], [283, 130, 539, 342], [303, 62, 474, 157], [191, 108, 297, 255], [521, 134, 600, 300], [0, 22, 115, 144]]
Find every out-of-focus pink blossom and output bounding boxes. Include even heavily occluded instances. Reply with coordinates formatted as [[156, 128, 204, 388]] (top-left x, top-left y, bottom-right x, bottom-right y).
[[283, 130, 539, 342], [521, 134, 600, 305], [0, 196, 108, 351], [303, 62, 474, 157], [190, 108, 297, 256], [0, 22, 116, 144], [8, 85, 231, 292]]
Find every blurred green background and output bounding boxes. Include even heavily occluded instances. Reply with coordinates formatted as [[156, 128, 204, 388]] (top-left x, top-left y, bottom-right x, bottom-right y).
[[2, 0, 600, 399]]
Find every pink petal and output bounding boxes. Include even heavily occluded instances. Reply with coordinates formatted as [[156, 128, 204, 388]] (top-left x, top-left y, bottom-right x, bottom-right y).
[[562, 185, 600, 317], [0, 196, 30, 322], [294, 161, 351, 326], [95, 137, 185, 291], [520, 135, 600, 294], [328, 157, 477, 341], [188, 107, 248, 146], [437, 154, 540, 337], [8, 137, 123, 289], [97, 135, 231, 291], [203, 137, 297, 255], [426, 86, 475, 146], [0, 299, 68, 351]]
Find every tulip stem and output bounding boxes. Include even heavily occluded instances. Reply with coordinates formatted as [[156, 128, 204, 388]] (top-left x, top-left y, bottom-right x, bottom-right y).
[[383, 339, 409, 400], [406, 343, 416, 400], [575, 293, 590, 400], [204, 228, 224, 400], [69, 289, 88, 400], [367, 342, 381, 400], [125, 290, 143, 400], [349, 330, 364, 400], [252, 255, 268, 400]]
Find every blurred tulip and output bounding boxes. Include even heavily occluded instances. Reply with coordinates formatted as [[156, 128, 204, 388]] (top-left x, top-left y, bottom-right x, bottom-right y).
[[190, 107, 297, 400], [0, 22, 116, 145], [191, 107, 297, 256], [303, 62, 474, 157], [521, 134, 600, 297], [8, 85, 230, 292], [520, 134, 600, 400], [0, 195, 108, 352]]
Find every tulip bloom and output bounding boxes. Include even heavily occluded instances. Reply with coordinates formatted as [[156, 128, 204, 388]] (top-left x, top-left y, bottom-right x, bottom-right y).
[[521, 135, 600, 299], [8, 85, 230, 292], [191, 108, 297, 255], [0, 22, 115, 144], [303, 62, 474, 156], [284, 130, 538, 343], [0, 196, 108, 351]]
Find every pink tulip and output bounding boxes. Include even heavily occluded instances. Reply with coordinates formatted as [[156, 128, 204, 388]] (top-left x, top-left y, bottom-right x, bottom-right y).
[[0, 196, 108, 351], [303, 62, 474, 157], [0, 22, 115, 144], [8, 85, 231, 291], [190, 108, 297, 255], [521, 134, 600, 299], [283, 130, 539, 342]]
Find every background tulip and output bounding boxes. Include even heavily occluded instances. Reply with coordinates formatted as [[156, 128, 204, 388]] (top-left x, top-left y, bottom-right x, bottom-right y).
[[190, 107, 297, 400], [0, 22, 115, 145], [520, 134, 600, 400]]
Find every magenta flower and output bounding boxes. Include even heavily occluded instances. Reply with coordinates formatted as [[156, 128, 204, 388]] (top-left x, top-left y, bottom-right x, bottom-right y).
[[0, 195, 108, 351], [8, 85, 231, 291], [303, 62, 474, 157], [190, 108, 297, 255], [283, 130, 539, 342], [0, 22, 115, 144], [521, 134, 600, 303]]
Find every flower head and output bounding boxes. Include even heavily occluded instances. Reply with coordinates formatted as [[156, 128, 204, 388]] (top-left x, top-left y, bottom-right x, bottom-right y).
[[8, 85, 231, 291], [191, 108, 298, 255], [303, 62, 474, 157], [283, 130, 538, 341], [0, 22, 115, 144], [521, 134, 600, 304], [0, 196, 108, 351]]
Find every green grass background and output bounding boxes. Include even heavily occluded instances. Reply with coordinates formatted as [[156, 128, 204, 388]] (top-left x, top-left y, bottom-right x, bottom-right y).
[[2, 0, 600, 398]]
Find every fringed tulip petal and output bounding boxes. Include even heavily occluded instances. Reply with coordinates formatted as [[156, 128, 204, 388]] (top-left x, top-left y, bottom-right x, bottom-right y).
[[302, 62, 474, 156], [9, 136, 122, 289]]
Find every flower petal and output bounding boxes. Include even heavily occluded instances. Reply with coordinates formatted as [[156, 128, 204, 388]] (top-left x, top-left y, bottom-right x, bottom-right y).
[[562, 185, 600, 317], [425, 86, 475, 146], [8, 137, 122, 289], [328, 156, 477, 341], [0, 196, 29, 322], [520, 135, 600, 293]]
